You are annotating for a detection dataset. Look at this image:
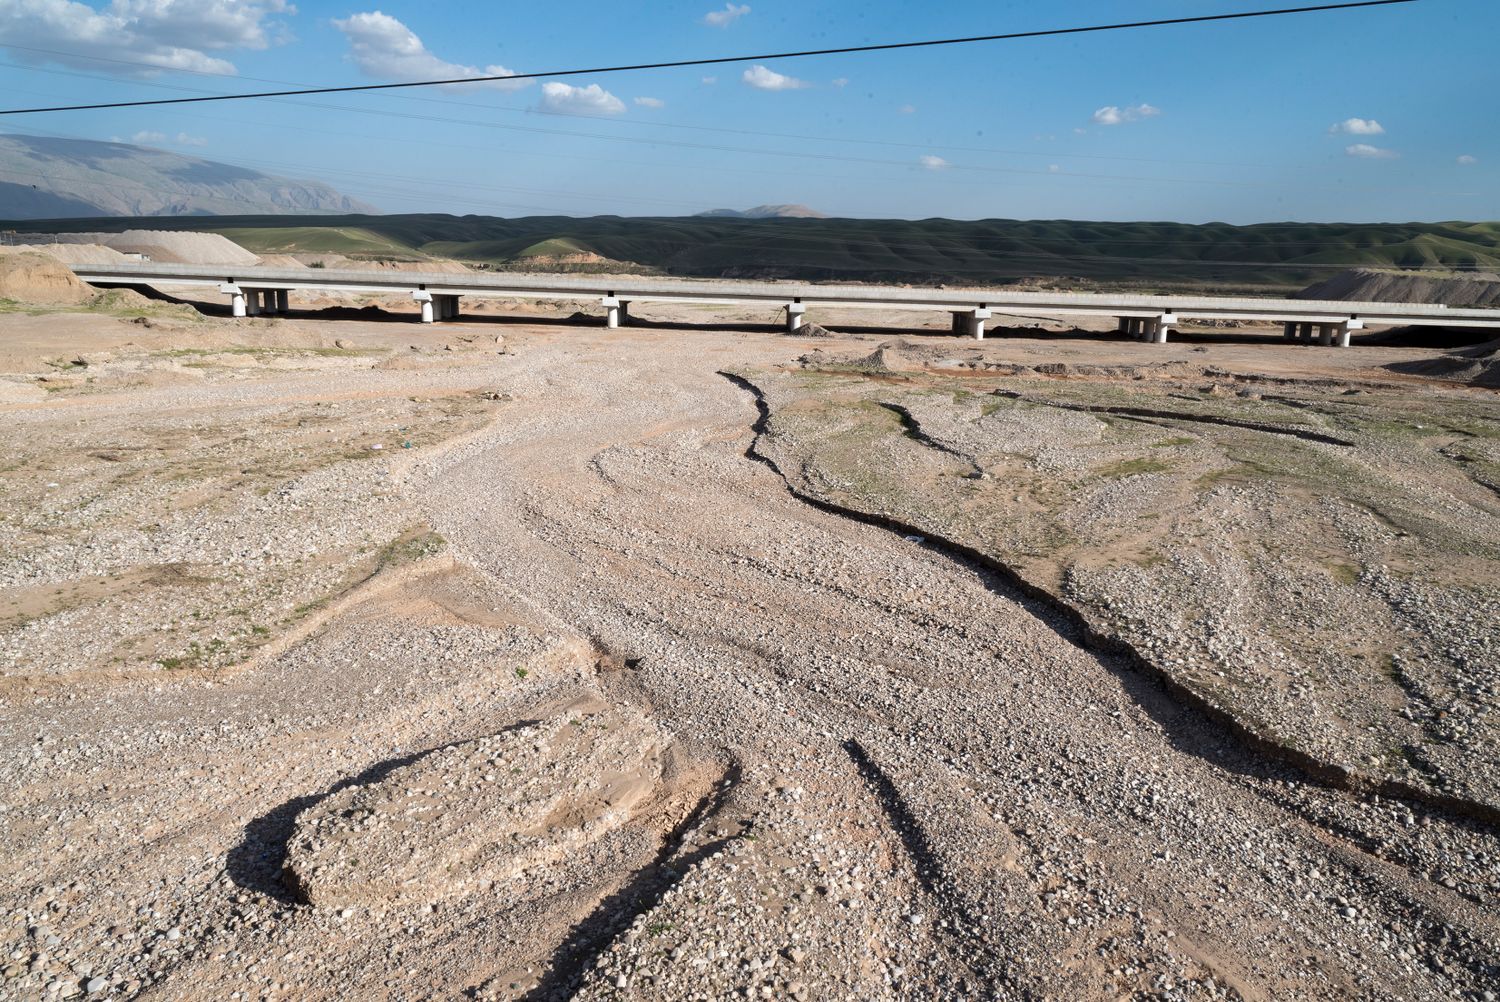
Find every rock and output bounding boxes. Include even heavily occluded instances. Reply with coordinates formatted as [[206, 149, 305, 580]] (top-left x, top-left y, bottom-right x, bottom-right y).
[[85, 977, 106, 994], [334, 339, 354, 349]]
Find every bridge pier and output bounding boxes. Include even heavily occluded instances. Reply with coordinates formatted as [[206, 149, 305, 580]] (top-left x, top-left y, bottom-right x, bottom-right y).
[[220, 283, 245, 318], [246, 289, 263, 316], [970, 307, 991, 340], [273, 289, 289, 314], [603, 296, 621, 329], [786, 302, 806, 333], [434, 294, 459, 321], [1146, 314, 1177, 344], [413, 290, 434, 323]]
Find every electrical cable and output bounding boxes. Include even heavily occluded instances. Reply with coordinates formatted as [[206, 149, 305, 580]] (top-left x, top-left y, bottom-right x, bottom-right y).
[[0, 2, 1416, 115]]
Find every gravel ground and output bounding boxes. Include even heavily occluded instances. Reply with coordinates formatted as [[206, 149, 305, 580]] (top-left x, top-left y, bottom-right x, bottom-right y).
[[1, 309, 1497, 1001]]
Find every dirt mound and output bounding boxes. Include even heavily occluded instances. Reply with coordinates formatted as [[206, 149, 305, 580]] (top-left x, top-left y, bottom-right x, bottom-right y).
[[1384, 337, 1500, 387], [0, 242, 132, 265], [291, 254, 472, 274], [0, 251, 92, 304], [254, 254, 307, 269], [791, 322, 839, 338], [284, 693, 665, 907], [1297, 268, 1500, 307], [19, 230, 260, 266]]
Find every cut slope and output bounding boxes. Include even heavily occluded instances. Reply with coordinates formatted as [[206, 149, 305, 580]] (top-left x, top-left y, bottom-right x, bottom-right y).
[[1297, 267, 1500, 307]]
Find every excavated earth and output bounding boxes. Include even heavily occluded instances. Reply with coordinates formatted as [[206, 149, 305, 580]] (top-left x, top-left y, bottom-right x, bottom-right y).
[[0, 298, 1498, 1002]]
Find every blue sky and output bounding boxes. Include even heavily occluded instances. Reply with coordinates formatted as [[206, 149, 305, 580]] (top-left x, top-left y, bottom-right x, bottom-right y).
[[0, 0, 1494, 222]]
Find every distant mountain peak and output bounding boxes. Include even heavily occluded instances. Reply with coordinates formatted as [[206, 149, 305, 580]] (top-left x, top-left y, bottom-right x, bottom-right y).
[[697, 204, 829, 219], [0, 133, 378, 220]]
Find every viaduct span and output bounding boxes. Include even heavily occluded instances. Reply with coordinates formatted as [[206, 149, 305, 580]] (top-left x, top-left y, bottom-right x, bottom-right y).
[[69, 263, 1500, 347]]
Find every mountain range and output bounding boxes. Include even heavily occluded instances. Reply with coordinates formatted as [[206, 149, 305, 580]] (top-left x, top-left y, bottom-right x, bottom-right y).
[[0, 134, 377, 219]]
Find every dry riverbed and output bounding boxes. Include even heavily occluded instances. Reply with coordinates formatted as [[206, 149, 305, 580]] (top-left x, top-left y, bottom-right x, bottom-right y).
[[1, 298, 1498, 1001]]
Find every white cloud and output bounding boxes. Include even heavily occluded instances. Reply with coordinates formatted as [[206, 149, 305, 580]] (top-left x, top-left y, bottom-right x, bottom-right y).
[[1048, 164, 1061, 173], [1092, 103, 1161, 126], [897, 103, 916, 115], [111, 0, 293, 50], [831, 77, 848, 88], [539, 81, 625, 116], [702, 2, 749, 27], [1345, 143, 1398, 159], [742, 64, 808, 91], [332, 11, 526, 90], [118, 129, 204, 147], [633, 96, 664, 109], [919, 155, 949, 170], [1329, 117, 1384, 136], [701, 75, 717, 84], [0, 0, 294, 75], [1458, 154, 1479, 165]]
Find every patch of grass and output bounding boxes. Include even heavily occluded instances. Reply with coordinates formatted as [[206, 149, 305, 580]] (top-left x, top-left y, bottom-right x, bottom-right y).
[[1327, 562, 1360, 586], [376, 530, 446, 569], [1096, 457, 1171, 479]]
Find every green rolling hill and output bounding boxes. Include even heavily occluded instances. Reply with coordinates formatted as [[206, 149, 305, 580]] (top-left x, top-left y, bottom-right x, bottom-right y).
[[9, 213, 1500, 292]]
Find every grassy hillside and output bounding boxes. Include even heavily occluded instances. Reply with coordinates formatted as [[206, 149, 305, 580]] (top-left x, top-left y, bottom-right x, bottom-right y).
[[10, 213, 1500, 291]]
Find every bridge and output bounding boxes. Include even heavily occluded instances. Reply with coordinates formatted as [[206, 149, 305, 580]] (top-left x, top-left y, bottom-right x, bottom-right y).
[[68, 262, 1500, 347]]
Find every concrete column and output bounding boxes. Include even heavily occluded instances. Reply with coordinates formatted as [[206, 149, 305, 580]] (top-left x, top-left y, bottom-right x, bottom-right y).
[[618, 300, 630, 326], [1335, 319, 1363, 347], [274, 289, 289, 314], [245, 290, 261, 316], [787, 302, 806, 333], [1318, 324, 1334, 347], [413, 290, 434, 323], [1151, 314, 1177, 344], [950, 312, 964, 334], [1300, 323, 1315, 342], [970, 307, 992, 341], [221, 283, 245, 318], [602, 296, 621, 329], [1283, 322, 1296, 340]]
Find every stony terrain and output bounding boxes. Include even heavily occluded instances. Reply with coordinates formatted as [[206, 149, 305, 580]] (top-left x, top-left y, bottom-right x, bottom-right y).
[[1, 290, 1498, 1001], [743, 339, 1500, 819]]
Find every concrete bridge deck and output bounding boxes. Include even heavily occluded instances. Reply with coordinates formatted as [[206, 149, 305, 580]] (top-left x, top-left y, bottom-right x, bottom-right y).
[[68, 262, 1500, 346]]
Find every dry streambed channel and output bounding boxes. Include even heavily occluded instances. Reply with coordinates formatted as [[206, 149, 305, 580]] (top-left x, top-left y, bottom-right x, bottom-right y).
[[1, 310, 1498, 1001]]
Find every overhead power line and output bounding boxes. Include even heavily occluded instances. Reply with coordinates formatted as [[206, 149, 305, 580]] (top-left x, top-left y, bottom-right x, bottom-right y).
[[0, 1, 1416, 115]]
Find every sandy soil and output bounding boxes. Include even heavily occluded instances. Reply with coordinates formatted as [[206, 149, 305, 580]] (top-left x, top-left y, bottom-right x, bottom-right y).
[[1, 299, 1497, 1001]]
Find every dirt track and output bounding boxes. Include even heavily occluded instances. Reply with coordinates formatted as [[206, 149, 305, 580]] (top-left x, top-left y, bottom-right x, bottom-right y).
[[2, 311, 1498, 1001]]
